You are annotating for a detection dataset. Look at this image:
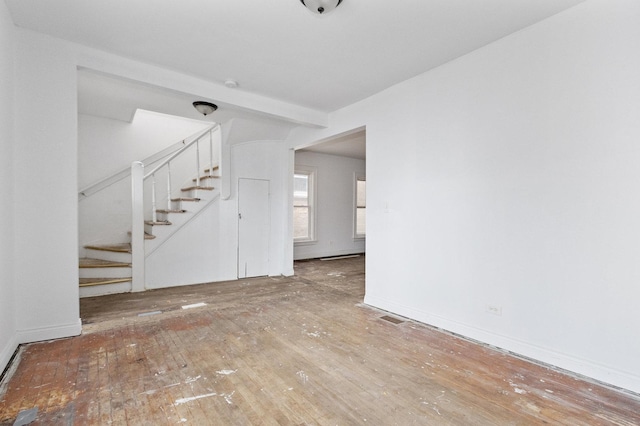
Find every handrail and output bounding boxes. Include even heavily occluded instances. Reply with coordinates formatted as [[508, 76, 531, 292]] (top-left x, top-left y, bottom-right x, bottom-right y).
[[131, 123, 221, 291], [78, 125, 215, 201], [78, 141, 184, 200], [144, 125, 218, 179]]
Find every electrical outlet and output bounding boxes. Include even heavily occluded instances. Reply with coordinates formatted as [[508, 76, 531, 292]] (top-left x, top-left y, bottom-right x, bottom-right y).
[[486, 305, 502, 316]]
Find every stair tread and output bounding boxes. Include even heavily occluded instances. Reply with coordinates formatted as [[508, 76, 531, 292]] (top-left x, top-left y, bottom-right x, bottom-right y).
[[204, 166, 219, 173], [85, 243, 131, 253], [79, 277, 131, 287], [156, 209, 186, 214], [181, 186, 214, 192], [145, 220, 172, 226], [127, 231, 156, 240], [171, 197, 201, 202], [193, 175, 221, 181], [79, 258, 131, 268]]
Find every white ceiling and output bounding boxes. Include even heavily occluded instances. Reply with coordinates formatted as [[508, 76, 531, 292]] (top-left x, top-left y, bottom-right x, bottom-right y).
[[6, 0, 584, 113]]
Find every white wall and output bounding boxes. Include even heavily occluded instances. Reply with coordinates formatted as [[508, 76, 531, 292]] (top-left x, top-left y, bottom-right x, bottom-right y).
[[13, 30, 81, 342], [0, 0, 17, 373], [294, 151, 365, 260], [78, 112, 210, 252], [289, 0, 640, 393], [145, 198, 223, 288]]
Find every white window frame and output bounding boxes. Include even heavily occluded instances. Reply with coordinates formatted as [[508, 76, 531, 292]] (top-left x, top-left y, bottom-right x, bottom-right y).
[[354, 173, 366, 240], [293, 166, 317, 244]]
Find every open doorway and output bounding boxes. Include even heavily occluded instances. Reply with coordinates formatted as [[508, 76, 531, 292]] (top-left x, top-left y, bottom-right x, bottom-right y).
[[292, 128, 366, 261]]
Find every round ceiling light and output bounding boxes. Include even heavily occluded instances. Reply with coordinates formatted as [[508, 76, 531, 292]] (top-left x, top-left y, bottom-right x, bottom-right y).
[[192, 101, 218, 116], [300, 0, 343, 15]]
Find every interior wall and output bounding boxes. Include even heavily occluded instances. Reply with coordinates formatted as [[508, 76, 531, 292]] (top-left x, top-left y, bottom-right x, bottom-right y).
[[0, 0, 17, 373], [289, 0, 640, 393], [145, 198, 222, 288], [13, 29, 81, 342], [294, 151, 365, 260]]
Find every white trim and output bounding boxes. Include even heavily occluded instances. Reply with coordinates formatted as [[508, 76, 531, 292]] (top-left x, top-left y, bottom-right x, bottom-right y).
[[364, 295, 640, 395], [0, 334, 18, 376], [294, 248, 364, 261], [16, 319, 82, 345]]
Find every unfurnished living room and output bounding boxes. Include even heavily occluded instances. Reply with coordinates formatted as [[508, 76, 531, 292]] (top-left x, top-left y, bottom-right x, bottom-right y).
[[1, 0, 640, 424]]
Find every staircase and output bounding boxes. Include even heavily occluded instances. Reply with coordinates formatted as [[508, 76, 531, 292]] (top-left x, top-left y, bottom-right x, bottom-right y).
[[79, 244, 133, 297], [79, 166, 221, 298], [78, 125, 221, 298]]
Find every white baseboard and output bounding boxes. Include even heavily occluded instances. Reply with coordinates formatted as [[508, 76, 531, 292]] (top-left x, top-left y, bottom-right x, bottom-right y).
[[294, 248, 365, 261], [364, 295, 640, 395], [16, 319, 82, 345], [0, 334, 18, 377]]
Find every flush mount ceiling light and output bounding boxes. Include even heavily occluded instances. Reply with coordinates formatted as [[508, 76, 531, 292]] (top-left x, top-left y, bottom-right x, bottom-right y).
[[224, 79, 239, 89], [300, 0, 343, 15], [192, 101, 218, 116]]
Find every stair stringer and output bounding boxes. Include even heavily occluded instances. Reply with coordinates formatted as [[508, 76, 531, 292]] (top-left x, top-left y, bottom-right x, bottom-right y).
[[144, 188, 220, 257], [143, 191, 224, 289]]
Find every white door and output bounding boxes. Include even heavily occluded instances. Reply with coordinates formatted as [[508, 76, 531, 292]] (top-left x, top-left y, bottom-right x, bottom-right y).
[[238, 178, 270, 278]]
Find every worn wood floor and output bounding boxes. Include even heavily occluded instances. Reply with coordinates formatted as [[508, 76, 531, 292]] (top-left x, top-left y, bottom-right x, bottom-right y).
[[1, 256, 639, 425]]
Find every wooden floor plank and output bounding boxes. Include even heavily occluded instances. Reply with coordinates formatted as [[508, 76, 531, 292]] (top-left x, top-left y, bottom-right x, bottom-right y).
[[1, 256, 639, 425]]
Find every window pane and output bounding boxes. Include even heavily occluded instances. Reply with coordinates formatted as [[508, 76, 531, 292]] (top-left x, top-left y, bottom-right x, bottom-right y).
[[356, 207, 366, 235], [356, 180, 366, 208], [294, 206, 309, 239], [294, 174, 308, 207], [294, 171, 313, 240], [356, 178, 366, 236]]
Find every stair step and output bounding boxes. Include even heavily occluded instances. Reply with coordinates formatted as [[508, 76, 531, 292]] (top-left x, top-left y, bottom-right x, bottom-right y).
[[85, 243, 131, 253], [192, 175, 220, 182], [145, 220, 172, 226], [181, 186, 215, 192], [79, 279, 132, 297], [155, 209, 186, 214], [128, 231, 156, 240], [79, 277, 132, 287], [79, 258, 130, 268], [85, 243, 132, 263], [204, 166, 219, 173], [171, 197, 201, 202]]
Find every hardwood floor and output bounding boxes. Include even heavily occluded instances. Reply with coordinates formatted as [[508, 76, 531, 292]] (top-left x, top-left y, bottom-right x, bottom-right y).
[[1, 256, 639, 425]]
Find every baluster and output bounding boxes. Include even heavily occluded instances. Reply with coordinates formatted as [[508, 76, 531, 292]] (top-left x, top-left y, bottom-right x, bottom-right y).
[[166, 163, 172, 211], [151, 174, 157, 223], [209, 129, 213, 177], [195, 139, 201, 198]]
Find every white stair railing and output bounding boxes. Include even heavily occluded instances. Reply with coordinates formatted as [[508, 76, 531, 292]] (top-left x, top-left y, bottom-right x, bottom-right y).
[[131, 124, 220, 291]]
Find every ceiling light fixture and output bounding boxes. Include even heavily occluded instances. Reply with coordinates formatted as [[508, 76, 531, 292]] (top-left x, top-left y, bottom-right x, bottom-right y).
[[224, 79, 239, 89], [192, 101, 218, 116], [300, 0, 343, 15]]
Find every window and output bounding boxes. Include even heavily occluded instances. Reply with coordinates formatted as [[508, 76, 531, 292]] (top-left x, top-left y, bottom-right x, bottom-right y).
[[355, 175, 366, 238], [294, 169, 315, 242]]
